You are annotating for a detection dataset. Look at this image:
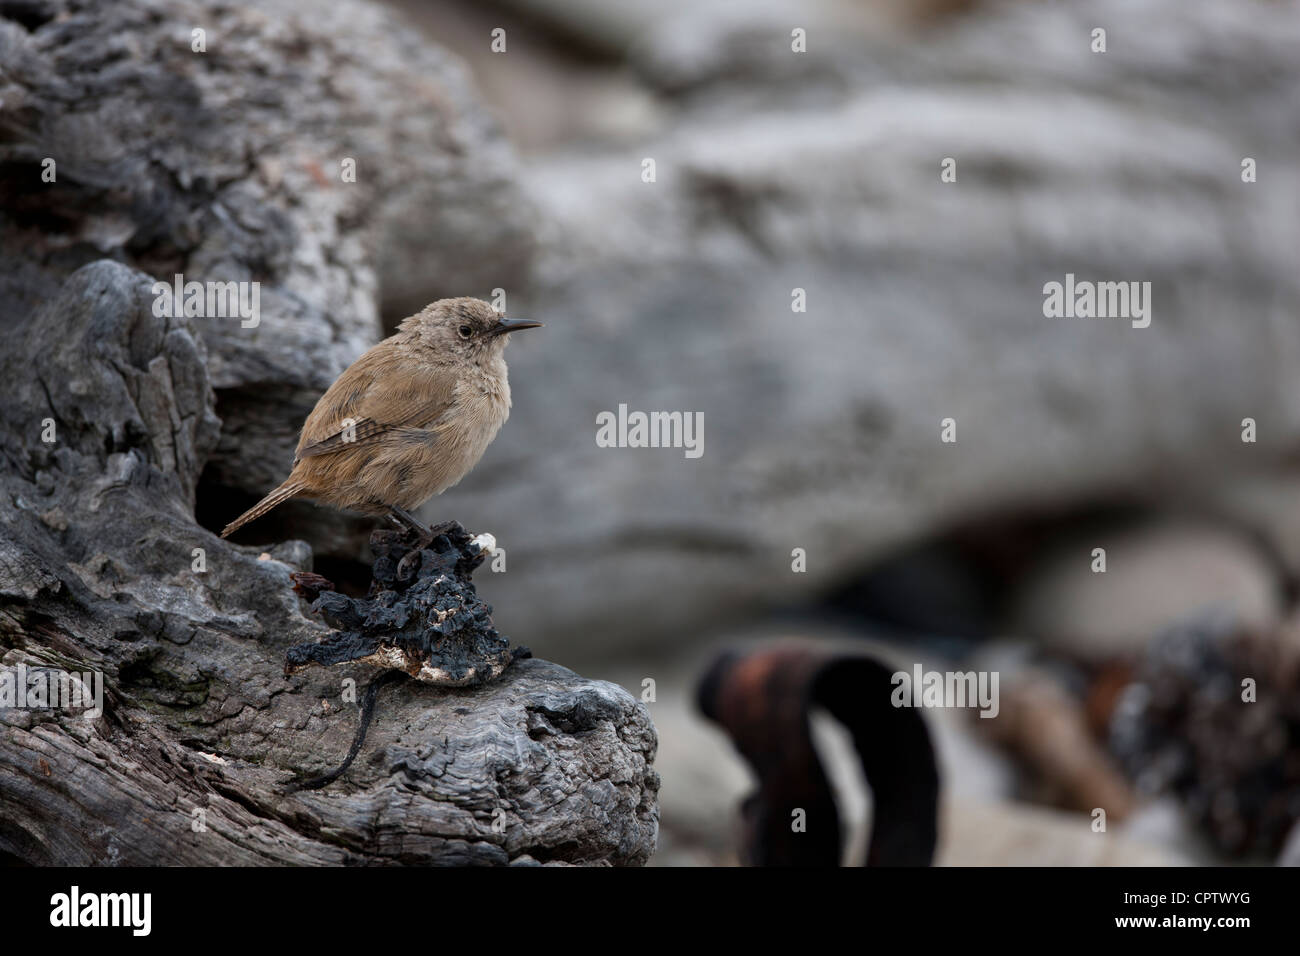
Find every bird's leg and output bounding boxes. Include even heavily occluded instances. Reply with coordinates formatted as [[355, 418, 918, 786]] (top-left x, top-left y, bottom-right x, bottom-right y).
[[388, 505, 432, 541], [388, 506, 443, 582], [387, 507, 462, 568]]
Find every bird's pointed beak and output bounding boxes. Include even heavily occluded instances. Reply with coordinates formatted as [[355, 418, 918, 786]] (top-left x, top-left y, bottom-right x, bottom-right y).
[[488, 319, 544, 338]]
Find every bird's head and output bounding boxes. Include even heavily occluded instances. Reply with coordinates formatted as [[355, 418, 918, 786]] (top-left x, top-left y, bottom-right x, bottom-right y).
[[403, 297, 542, 358]]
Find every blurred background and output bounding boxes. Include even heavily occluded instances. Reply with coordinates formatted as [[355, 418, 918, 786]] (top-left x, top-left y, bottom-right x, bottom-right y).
[[349, 0, 1300, 866], [7, 0, 1300, 865]]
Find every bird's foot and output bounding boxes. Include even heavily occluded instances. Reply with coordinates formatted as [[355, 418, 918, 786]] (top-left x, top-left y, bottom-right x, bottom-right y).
[[387, 509, 462, 578]]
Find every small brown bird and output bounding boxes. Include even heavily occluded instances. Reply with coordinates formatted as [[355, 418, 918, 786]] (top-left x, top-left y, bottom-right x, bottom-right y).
[[220, 298, 541, 541]]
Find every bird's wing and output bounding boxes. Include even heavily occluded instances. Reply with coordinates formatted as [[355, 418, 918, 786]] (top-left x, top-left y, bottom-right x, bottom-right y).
[[294, 352, 457, 462], [296, 416, 424, 459]]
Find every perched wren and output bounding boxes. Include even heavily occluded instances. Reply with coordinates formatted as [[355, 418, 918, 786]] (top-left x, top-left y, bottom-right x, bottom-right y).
[[220, 297, 541, 541]]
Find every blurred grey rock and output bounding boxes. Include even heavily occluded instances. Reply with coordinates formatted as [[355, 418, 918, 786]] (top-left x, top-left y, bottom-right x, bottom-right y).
[[383, 0, 668, 151], [1009, 521, 1283, 658], [939, 799, 1193, 866], [1120, 797, 1223, 866], [1279, 819, 1300, 866], [450, 0, 1300, 658], [490, 0, 883, 74], [1205, 471, 1300, 583]]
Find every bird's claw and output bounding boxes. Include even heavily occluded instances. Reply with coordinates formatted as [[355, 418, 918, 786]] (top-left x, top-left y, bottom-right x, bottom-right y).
[[396, 549, 423, 581], [392, 520, 461, 580]]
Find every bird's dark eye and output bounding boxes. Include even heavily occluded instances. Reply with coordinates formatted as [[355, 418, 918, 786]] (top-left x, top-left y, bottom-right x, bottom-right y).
[[458, 325, 473, 339]]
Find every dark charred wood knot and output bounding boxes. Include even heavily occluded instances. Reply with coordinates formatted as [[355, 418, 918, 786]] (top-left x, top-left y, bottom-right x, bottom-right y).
[[284, 522, 526, 688]]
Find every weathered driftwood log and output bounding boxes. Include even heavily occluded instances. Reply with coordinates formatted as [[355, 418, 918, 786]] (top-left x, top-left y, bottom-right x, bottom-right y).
[[0, 262, 658, 865]]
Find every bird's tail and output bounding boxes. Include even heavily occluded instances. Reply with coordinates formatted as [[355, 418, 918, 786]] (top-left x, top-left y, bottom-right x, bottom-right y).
[[220, 479, 305, 538]]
